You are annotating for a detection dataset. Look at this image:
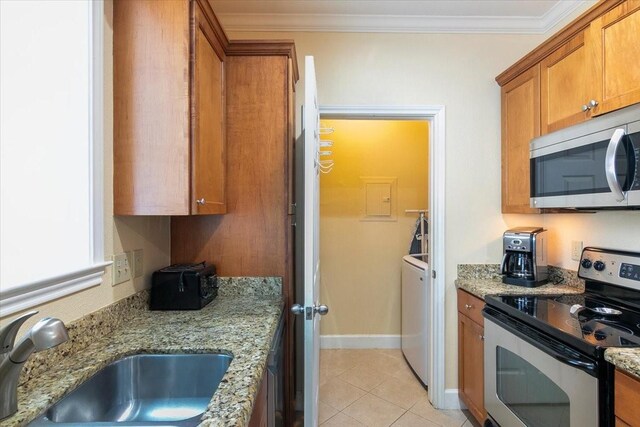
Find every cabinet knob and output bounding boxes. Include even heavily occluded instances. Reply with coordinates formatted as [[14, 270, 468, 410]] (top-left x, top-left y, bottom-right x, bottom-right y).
[[465, 304, 473, 310], [581, 104, 590, 112], [589, 99, 599, 108], [479, 335, 484, 341], [196, 198, 206, 205]]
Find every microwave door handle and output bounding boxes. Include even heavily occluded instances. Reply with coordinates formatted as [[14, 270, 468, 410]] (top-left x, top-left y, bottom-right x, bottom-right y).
[[605, 128, 626, 202]]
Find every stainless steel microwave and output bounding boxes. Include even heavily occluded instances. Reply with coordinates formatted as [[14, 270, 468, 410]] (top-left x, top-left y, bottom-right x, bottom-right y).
[[530, 103, 640, 209]]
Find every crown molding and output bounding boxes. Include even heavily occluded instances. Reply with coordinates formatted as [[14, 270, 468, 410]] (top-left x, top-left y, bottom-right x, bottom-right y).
[[216, 1, 593, 35]]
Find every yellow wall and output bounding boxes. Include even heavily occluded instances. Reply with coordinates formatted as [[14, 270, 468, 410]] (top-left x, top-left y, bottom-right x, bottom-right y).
[[319, 119, 428, 335], [0, 0, 171, 330]]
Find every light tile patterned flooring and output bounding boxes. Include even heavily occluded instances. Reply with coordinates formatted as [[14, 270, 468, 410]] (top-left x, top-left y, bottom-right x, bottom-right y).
[[319, 349, 477, 427]]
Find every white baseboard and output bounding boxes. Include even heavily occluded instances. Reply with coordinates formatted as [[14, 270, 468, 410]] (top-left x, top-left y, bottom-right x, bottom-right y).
[[440, 389, 464, 410], [320, 334, 401, 349]]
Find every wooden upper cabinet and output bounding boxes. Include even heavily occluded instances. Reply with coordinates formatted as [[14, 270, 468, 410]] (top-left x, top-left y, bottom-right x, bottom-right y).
[[114, 0, 227, 215], [587, 0, 640, 116], [192, 2, 226, 215], [540, 32, 590, 134], [501, 65, 541, 214]]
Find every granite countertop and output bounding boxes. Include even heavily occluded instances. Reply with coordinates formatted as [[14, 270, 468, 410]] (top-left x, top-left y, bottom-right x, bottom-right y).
[[605, 348, 640, 379], [456, 278, 585, 299], [455, 264, 584, 299], [5, 278, 283, 427]]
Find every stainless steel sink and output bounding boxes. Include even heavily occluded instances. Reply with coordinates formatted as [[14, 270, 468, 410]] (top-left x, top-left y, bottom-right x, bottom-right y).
[[29, 353, 233, 426]]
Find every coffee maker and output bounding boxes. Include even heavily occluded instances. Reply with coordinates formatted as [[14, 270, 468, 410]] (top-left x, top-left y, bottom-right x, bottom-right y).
[[501, 227, 548, 287]]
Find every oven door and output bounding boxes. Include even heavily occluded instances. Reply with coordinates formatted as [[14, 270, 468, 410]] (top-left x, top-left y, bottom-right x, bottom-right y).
[[484, 312, 599, 427], [530, 126, 634, 209]]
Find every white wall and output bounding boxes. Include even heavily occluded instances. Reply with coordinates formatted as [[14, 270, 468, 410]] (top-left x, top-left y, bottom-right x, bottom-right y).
[[0, 0, 171, 330]]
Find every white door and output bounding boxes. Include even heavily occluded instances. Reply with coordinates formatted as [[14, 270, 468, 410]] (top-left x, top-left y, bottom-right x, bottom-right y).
[[292, 56, 327, 427]]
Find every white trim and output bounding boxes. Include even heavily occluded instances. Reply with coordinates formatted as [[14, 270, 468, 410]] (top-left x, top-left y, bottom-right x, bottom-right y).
[[0, 263, 111, 317], [320, 335, 401, 349], [90, 0, 105, 264], [318, 105, 446, 410], [216, 1, 591, 34], [443, 389, 464, 410]]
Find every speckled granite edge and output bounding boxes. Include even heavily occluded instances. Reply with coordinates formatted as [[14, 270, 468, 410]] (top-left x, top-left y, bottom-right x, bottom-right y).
[[10, 276, 283, 427], [19, 290, 150, 386], [605, 348, 640, 379], [19, 277, 280, 387], [218, 277, 282, 297], [456, 264, 585, 299], [457, 264, 583, 288]]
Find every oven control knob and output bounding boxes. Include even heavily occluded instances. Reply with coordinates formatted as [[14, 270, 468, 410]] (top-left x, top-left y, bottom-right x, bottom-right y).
[[581, 259, 592, 269], [594, 261, 606, 272]]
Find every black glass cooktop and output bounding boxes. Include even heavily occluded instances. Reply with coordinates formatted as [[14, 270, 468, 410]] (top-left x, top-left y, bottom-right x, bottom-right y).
[[486, 293, 640, 351]]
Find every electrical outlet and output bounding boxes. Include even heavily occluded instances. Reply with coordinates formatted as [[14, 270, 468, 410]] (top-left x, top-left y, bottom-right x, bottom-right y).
[[113, 252, 132, 285], [571, 240, 583, 261], [133, 249, 143, 278]]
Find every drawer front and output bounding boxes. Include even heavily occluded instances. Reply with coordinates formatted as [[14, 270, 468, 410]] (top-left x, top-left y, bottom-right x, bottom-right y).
[[615, 369, 640, 427], [457, 289, 485, 326]]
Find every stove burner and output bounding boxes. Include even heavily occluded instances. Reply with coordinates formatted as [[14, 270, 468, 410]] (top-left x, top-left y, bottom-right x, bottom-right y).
[[591, 307, 623, 316], [594, 319, 634, 336], [570, 303, 623, 318]]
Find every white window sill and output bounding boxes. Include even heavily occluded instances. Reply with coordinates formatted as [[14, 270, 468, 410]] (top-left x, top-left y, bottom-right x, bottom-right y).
[[0, 262, 112, 317]]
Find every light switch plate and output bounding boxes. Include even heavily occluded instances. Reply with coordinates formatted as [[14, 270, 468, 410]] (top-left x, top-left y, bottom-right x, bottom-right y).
[[113, 252, 132, 285], [133, 249, 143, 278], [571, 241, 583, 261]]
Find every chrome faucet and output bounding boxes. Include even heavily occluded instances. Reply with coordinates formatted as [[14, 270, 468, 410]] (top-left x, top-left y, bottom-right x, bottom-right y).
[[0, 311, 69, 420]]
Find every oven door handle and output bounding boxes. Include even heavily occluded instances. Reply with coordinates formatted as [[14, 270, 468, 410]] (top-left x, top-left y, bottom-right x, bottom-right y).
[[605, 128, 627, 203], [547, 348, 597, 371], [483, 306, 598, 376]]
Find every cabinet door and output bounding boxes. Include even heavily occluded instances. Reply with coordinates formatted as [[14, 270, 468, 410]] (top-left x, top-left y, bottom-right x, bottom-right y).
[[192, 2, 226, 214], [458, 313, 486, 425], [540, 32, 590, 134], [249, 372, 268, 427], [615, 369, 640, 426], [501, 65, 541, 214], [587, 0, 640, 116]]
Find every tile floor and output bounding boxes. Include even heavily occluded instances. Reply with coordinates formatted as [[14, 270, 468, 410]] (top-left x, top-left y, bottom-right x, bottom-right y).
[[319, 349, 478, 427]]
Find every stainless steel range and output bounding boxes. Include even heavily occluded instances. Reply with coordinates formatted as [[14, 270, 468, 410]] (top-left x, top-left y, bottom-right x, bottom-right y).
[[483, 247, 640, 427]]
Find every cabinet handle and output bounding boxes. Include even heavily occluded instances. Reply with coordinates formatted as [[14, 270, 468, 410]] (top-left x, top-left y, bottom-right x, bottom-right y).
[[582, 100, 599, 112], [465, 304, 473, 310], [196, 198, 206, 205]]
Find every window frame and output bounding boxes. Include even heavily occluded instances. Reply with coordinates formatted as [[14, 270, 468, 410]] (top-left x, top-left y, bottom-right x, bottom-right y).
[[0, 1, 110, 316]]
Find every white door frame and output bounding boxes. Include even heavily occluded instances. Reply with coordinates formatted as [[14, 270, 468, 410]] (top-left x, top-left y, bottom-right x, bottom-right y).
[[318, 105, 447, 409]]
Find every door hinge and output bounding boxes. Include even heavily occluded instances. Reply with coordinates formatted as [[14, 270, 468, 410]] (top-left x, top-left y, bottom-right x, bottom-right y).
[[432, 270, 436, 279], [288, 203, 296, 215]]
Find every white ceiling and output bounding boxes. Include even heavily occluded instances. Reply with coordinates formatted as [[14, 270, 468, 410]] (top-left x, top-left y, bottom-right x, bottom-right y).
[[210, 0, 596, 34]]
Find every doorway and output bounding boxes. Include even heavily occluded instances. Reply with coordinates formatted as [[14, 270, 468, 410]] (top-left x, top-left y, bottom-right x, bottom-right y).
[[318, 118, 428, 340], [317, 106, 447, 410]]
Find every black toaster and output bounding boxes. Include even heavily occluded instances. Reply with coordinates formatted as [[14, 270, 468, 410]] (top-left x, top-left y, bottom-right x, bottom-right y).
[[149, 262, 218, 310]]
